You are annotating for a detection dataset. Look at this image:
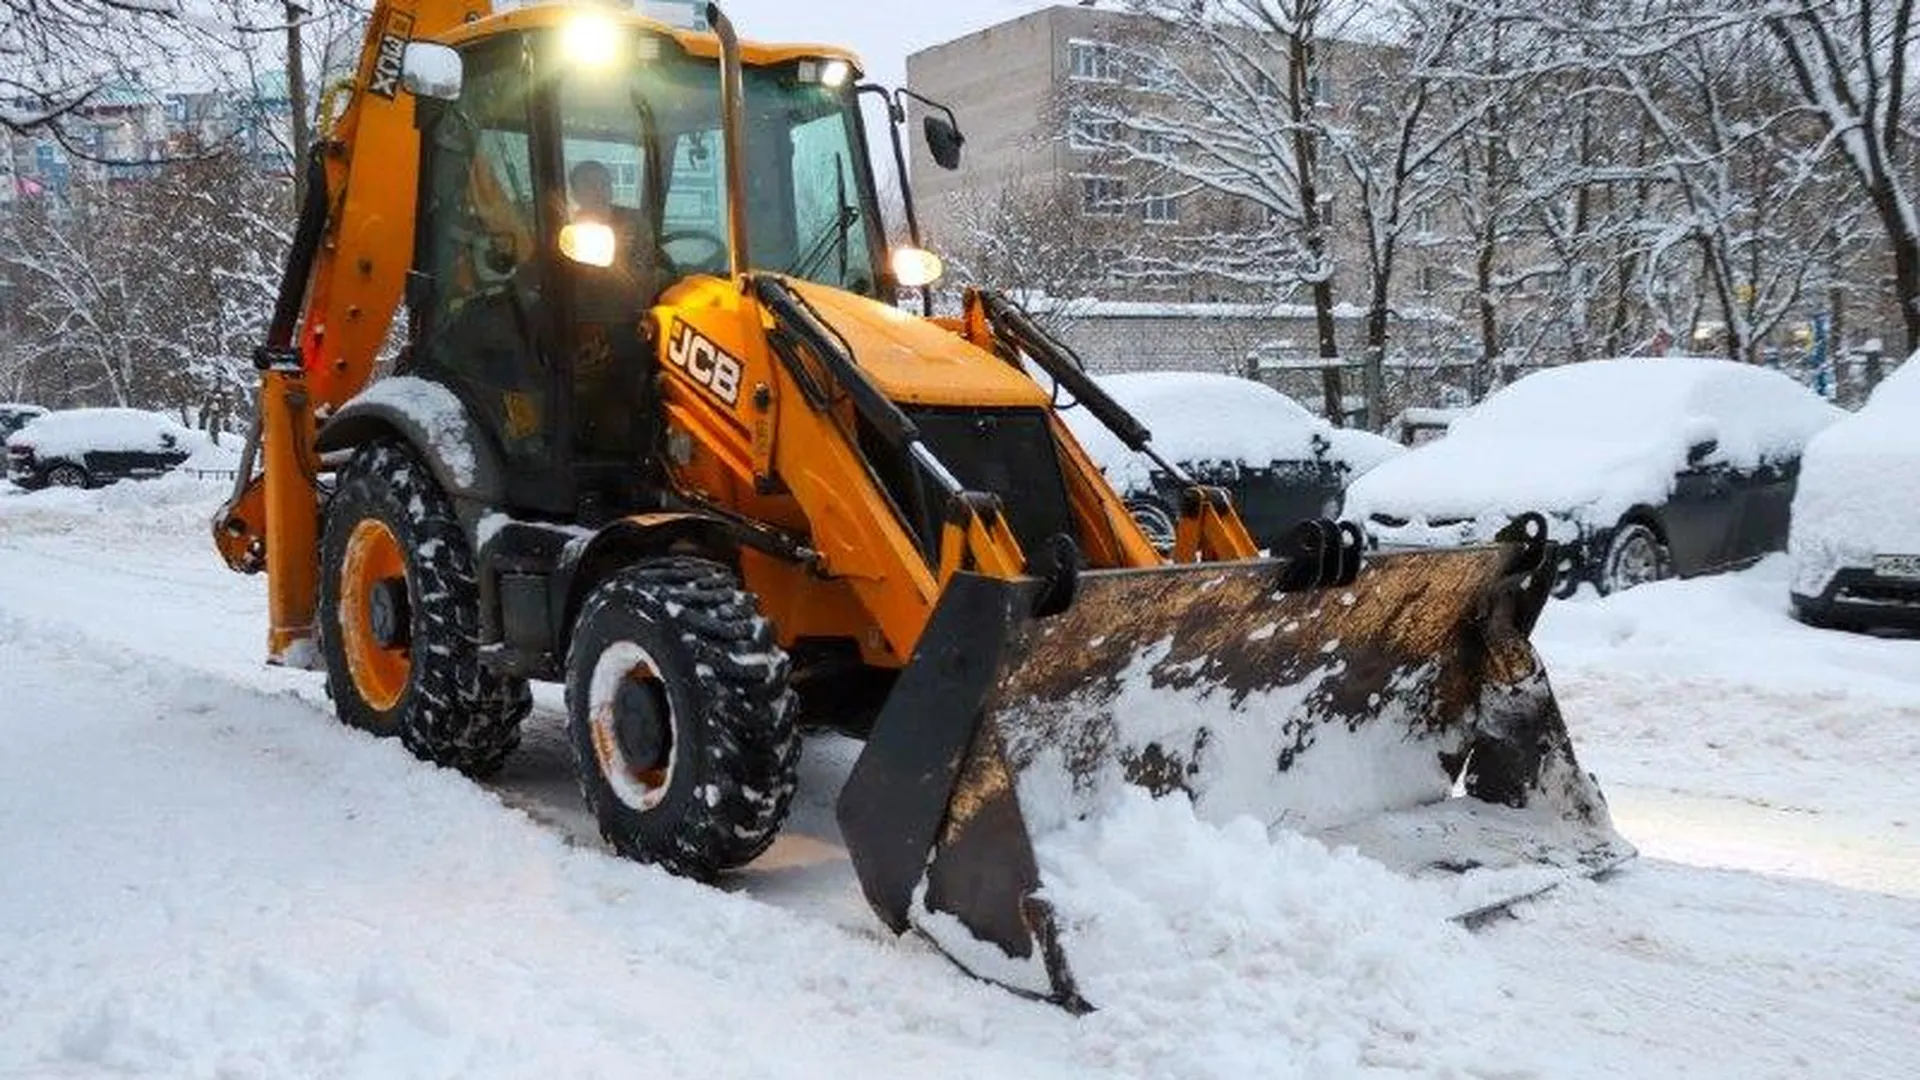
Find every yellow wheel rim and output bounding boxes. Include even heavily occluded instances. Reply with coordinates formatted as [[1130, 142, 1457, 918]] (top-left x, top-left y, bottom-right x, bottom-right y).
[[340, 518, 411, 714]]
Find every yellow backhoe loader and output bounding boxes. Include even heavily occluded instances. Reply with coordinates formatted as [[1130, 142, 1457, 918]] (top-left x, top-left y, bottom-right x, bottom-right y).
[[214, 0, 1630, 1010]]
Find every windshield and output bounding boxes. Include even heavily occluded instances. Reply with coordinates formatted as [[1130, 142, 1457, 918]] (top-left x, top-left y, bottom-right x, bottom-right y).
[[552, 34, 884, 296]]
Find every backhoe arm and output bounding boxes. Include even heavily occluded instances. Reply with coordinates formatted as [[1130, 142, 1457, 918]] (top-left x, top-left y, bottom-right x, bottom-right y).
[[215, 0, 490, 664]]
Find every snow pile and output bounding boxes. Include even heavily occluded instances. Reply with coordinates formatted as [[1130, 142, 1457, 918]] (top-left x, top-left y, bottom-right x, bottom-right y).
[[1538, 556, 1920, 823], [1056, 371, 1401, 491], [1346, 358, 1841, 533], [178, 437, 243, 474], [5, 407, 203, 457], [1787, 353, 1920, 597], [0, 470, 233, 537], [1038, 791, 1520, 1078]]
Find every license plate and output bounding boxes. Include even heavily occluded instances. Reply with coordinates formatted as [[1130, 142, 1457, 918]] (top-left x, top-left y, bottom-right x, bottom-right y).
[[1875, 554, 1920, 580]]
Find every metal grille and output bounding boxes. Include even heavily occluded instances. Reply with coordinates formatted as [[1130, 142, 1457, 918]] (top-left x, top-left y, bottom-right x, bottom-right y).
[[896, 407, 1078, 573]]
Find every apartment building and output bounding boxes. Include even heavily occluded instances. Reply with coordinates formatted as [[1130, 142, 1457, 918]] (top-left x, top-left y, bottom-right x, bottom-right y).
[[904, 5, 1460, 412], [2, 73, 294, 211]]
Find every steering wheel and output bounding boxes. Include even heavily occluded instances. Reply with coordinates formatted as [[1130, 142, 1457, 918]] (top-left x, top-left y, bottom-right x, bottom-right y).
[[659, 228, 730, 277]]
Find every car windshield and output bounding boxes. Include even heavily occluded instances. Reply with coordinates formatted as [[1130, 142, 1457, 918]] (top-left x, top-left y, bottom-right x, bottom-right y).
[[548, 34, 883, 295]]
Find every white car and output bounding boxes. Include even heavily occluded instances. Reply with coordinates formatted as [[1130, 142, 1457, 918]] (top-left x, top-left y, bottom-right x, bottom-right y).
[[1058, 371, 1401, 551], [1345, 358, 1842, 596], [1788, 353, 1920, 631]]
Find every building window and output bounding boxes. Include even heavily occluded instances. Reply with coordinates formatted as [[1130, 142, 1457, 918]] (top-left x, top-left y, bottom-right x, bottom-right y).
[[1256, 70, 1283, 100], [1068, 112, 1120, 149], [1143, 194, 1178, 224], [1080, 175, 1125, 216], [1068, 39, 1120, 82], [1419, 264, 1438, 294], [1307, 72, 1331, 105], [1141, 130, 1174, 155]]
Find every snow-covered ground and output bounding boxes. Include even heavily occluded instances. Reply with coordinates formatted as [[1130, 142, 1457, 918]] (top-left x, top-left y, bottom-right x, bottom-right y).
[[2, 476, 1917, 1078]]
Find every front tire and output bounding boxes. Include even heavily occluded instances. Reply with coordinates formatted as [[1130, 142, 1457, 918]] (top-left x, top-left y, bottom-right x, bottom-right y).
[[566, 557, 799, 880], [1600, 522, 1672, 595], [318, 439, 529, 776]]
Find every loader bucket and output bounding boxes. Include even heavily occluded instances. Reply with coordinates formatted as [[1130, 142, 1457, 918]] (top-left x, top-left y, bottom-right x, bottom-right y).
[[837, 522, 1632, 1010]]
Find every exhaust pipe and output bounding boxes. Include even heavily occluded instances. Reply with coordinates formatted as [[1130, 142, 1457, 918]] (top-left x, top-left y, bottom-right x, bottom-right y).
[[706, 3, 750, 277]]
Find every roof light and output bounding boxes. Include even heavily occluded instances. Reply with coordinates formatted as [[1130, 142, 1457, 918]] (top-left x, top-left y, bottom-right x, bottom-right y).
[[561, 13, 619, 67], [799, 58, 853, 88]]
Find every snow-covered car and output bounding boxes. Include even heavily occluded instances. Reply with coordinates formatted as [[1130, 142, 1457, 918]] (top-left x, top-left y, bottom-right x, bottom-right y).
[[0, 402, 47, 443], [1060, 371, 1402, 551], [1788, 354, 1920, 631], [1345, 358, 1842, 596], [5, 407, 203, 490]]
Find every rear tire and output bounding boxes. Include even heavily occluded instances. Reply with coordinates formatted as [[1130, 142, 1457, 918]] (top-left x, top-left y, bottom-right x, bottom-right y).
[[318, 439, 529, 776], [45, 463, 88, 488], [1599, 522, 1672, 595], [566, 557, 799, 880]]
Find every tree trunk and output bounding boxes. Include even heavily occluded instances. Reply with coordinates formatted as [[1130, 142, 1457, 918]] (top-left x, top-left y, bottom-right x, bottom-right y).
[[1290, 22, 1344, 425], [1892, 231, 1920, 359]]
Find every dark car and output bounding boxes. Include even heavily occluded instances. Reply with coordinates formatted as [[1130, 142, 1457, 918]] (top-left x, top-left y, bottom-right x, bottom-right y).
[[1347, 358, 1842, 596], [0, 403, 47, 443], [5, 407, 201, 490], [1789, 354, 1920, 631], [1059, 372, 1402, 551]]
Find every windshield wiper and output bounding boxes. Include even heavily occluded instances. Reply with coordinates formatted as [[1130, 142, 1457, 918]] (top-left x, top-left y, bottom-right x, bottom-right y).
[[786, 156, 857, 282]]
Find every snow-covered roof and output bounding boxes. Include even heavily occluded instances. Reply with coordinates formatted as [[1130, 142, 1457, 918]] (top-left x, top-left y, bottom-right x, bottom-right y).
[[7, 407, 203, 457], [1789, 353, 1920, 596], [1056, 371, 1401, 488], [1345, 358, 1843, 527]]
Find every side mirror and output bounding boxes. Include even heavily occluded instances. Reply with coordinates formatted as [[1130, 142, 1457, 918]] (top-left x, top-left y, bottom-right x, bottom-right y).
[[924, 114, 965, 170], [402, 42, 463, 101], [1687, 438, 1719, 467]]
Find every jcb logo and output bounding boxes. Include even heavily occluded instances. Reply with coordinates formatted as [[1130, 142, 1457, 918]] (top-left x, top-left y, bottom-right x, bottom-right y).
[[367, 11, 415, 99], [668, 322, 743, 407]]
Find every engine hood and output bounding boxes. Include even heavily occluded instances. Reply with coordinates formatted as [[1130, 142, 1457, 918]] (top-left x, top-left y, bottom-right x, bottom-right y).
[[780, 280, 1051, 410]]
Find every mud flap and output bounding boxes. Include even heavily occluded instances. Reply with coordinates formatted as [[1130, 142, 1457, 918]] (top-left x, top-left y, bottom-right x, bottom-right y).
[[837, 526, 1632, 1010]]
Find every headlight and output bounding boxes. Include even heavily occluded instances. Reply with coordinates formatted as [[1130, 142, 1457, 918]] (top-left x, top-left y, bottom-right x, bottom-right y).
[[890, 246, 944, 288], [559, 222, 616, 268]]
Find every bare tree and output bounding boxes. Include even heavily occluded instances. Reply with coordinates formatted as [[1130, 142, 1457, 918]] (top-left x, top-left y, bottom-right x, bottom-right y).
[[1320, 0, 1495, 425], [1763, 0, 1920, 356], [933, 177, 1120, 327], [1, 146, 288, 424], [1064, 0, 1356, 421]]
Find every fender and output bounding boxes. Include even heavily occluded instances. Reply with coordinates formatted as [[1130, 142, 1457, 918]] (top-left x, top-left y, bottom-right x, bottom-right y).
[[473, 510, 741, 678], [553, 511, 740, 636], [313, 375, 506, 512]]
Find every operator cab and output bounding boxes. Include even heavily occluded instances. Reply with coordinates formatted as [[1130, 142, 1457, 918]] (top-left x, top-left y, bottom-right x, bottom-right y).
[[403, 10, 888, 517]]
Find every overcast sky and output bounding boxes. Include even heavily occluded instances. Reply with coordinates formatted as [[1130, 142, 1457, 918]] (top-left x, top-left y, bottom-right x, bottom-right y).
[[675, 1, 1055, 87]]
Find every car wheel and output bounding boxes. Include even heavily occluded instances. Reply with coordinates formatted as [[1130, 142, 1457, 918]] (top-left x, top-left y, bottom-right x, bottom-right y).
[[1548, 549, 1584, 599], [1125, 497, 1177, 555], [44, 463, 88, 488], [1600, 522, 1672, 595]]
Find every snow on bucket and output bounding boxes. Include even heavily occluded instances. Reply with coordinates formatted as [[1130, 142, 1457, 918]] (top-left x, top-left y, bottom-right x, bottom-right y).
[[838, 525, 1633, 1009]]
